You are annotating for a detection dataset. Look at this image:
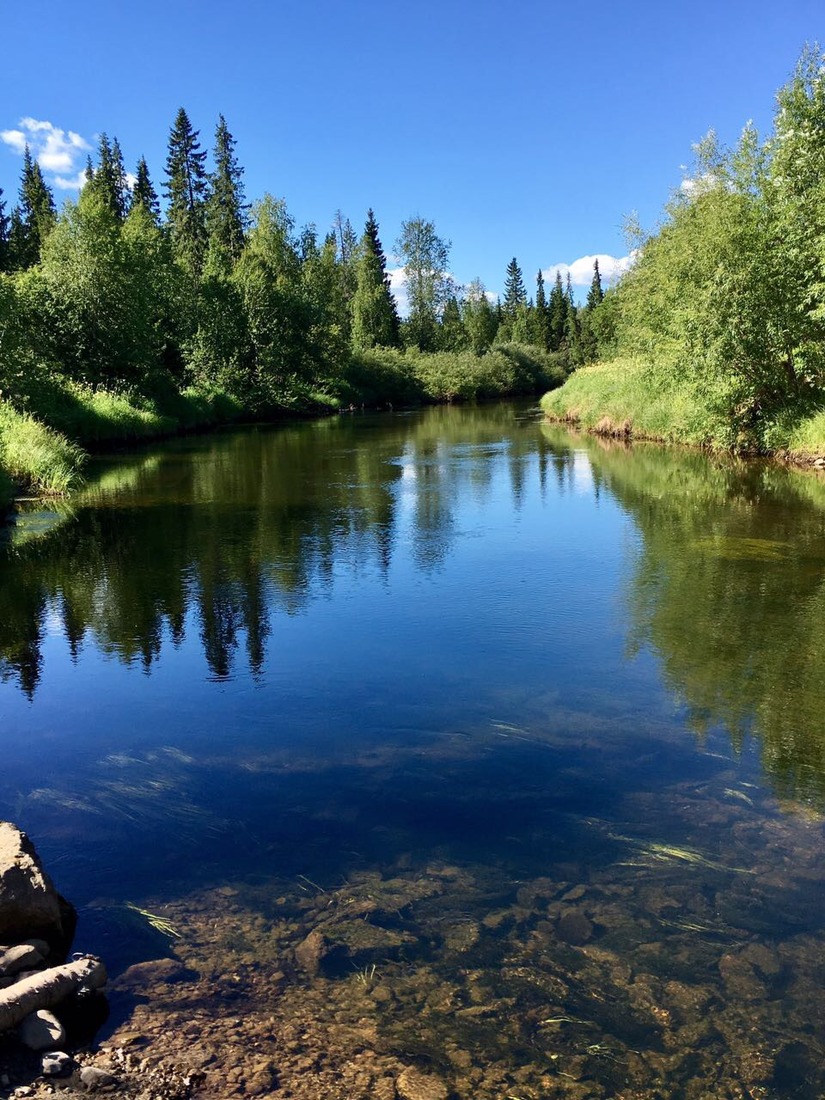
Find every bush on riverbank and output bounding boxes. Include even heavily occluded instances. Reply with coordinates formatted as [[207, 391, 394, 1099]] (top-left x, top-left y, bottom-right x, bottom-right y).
[[345, 343, 565, 407]]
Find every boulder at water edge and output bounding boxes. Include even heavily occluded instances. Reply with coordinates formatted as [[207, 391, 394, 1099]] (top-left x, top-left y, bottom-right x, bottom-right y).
[[0, 822, 75, 952]]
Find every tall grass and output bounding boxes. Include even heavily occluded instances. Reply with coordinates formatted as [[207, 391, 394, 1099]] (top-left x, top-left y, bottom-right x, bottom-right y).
[[0, 401, 86, 495], [542, 357, 825, 458], [541, 358, 735, 447]]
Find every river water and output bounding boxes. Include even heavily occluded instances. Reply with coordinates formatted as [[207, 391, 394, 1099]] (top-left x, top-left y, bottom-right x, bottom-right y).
[[2, 403, 825, 1098]]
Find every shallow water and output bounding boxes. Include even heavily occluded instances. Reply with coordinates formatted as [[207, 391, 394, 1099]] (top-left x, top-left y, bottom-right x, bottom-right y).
[[3, 404, 825, 1097]]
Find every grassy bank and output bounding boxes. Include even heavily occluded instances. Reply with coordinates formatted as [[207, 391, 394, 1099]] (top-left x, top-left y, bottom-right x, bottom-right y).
[[0, 344, 563, 508], [541, 357, 825, 461], [0, 381, 244, 502]]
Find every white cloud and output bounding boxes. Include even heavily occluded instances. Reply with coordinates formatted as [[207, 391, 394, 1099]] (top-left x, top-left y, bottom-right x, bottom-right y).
[[542, 253, 635, 289], [388, 266, 409, 315], [1, 118, 91, 190], [52, 169, 89, 191]]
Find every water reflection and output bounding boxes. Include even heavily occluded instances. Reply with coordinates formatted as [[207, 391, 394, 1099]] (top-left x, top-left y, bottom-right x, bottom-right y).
[[541, 427, 825, 804], [0, 406, 552, 694]]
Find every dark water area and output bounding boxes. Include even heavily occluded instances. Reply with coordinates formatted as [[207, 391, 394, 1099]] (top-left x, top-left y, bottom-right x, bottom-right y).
[[3, 404, 825, 1098]]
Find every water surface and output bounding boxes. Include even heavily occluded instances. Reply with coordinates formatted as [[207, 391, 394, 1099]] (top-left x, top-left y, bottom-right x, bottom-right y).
[[3, 405, 825, 1098]]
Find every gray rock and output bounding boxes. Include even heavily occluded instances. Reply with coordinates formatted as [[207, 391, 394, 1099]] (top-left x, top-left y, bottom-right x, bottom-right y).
[[18, 1008, 66, 1051], [79, 1065, 118, 1090], [41, 1050, 73, 1076], [0, 941, 48, 977], [0, 823, 72, 948]]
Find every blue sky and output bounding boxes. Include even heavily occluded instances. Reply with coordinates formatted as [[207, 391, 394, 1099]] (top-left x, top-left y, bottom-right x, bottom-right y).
[[1, 0, 822, 299]]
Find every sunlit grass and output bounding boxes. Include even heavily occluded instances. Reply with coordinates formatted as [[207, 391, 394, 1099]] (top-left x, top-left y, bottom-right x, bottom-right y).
[[0, 400, 86, 495]]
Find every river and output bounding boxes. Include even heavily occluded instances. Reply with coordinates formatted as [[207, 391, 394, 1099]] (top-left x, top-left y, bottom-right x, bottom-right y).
[[2, 402, 825, 1098]]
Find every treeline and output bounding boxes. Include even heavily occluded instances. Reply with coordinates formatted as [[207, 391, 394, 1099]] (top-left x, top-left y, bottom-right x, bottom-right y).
[[0, 107, 609, 465], [549, 47, 825, 453]]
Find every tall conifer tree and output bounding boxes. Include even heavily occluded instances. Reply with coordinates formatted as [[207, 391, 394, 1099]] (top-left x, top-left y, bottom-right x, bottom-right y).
[[88, 134, 129, 220], [351, 208, 400, 349], [130, 157, 160, 222], [205, 114, 248, 274], [586, 259, 604, 310], [164, 108, 208, 276], [11, 146, 56, 269], [503, 258, 527, 316], [0, 187, 9, 272]]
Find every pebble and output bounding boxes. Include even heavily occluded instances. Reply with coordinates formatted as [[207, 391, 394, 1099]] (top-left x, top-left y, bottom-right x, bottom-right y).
[[18, 1009, 66, 1051]]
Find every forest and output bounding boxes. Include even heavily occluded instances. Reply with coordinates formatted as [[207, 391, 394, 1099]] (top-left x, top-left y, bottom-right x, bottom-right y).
[[0, 109, 607, 503], [543, 47, 825, 458]]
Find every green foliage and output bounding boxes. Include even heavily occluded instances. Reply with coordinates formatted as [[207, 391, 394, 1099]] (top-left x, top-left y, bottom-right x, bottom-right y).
[[395, 216, 451, 351], [10, 147, 56, 270], [130, 157, 160, 222], [462, 279, 498, 355]]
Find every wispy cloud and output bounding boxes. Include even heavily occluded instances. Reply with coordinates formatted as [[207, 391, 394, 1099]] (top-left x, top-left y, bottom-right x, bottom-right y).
[[0, 117, 91, 190], [542, 253, 635, 288]]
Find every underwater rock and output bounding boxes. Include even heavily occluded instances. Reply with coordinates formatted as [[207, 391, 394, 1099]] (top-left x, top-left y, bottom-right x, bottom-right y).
[[0, 823, 73, 951], [557, 909, 593, 945], [294, 930, 328, 977], [396, 1066, 449, 1100]]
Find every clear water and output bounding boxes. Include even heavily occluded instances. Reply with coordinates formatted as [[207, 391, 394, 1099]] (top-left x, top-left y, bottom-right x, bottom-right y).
[[3, 404, 825, 1098]]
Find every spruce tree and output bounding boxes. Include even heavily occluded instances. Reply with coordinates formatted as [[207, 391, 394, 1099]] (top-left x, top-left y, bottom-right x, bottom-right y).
[[549, 271, 567, 350], [533, 270, 549, 349], [164, 107, 208, 276], [11, 146, 56, 268], [205, 114, 248, 274], [351, 208, 400, 350], [503, 257, 527, 316], [0, 188, 9, 273], [130, 157, 160, 222], [586, 259, 604, 310], [88, 134, 129, 220]]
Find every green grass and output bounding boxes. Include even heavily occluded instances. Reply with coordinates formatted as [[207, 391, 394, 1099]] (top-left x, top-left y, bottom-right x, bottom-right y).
[[541, 357, 742, 449], [0, 400, 86, 495], [543, 357, 825, 460]]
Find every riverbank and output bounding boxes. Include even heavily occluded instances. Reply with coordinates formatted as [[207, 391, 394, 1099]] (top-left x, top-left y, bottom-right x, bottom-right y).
[[540, 357, 825, 464], [0, 343, 564, 511]]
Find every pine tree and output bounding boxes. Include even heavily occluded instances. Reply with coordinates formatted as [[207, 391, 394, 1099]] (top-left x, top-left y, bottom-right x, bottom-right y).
[[351, 208, 401, 350], [533, 270, 549, 349], [549, 271, 567, 350], [130, 157, 160, 222], [88, 134, 129, 220], [205, 114, 248, 274], [0, 188, 9, 272], [11, 146, 56, 268], [503, 257, 527, 316], [164, 107, 208, 276], [586, 259, 604, 310]]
